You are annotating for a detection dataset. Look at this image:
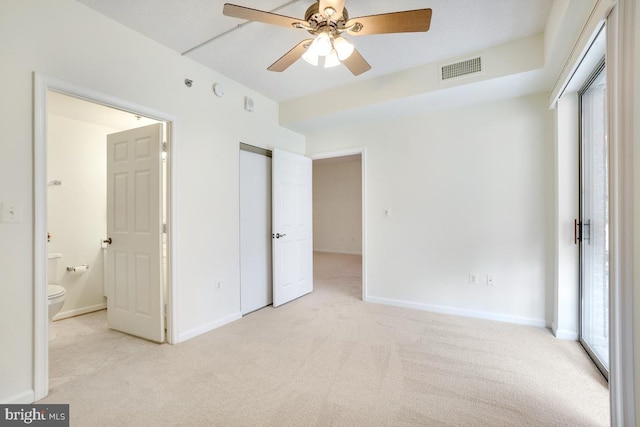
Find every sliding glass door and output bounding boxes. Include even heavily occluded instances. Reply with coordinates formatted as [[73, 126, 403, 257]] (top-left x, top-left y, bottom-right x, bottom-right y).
[[579, 60, 608, 377]]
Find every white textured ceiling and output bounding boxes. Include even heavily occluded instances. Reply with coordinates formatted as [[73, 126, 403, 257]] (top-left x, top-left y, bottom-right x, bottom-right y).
[[77, 0, 552, 103]]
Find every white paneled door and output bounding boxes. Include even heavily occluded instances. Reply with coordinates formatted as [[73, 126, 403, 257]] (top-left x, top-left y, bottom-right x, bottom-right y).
[[106, 123, 164, 343], [272, 148, 313, 307]]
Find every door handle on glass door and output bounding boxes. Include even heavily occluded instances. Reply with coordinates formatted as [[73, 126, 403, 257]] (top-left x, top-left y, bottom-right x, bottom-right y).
[[574, 219, 592, 244], [582, 220, 590, 242]]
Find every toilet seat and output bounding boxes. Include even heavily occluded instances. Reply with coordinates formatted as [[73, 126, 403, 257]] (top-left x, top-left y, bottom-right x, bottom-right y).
[[48, 284, 66, 299]]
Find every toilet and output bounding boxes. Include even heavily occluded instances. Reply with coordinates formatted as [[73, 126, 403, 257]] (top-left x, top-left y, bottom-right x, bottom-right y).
[[47, 253, 66, 340]]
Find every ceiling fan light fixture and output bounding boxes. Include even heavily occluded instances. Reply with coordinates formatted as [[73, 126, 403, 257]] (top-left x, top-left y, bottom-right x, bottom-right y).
[[302, 48, 319, 66], [222, 1, 432, 76], [313, 32, 332, 57], [324, 49, 341, 68], [333, 36, 354, 60]]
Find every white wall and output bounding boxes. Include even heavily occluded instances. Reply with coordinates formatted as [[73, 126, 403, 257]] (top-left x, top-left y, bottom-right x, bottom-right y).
[[313, 158, 362, 255], [47, 114, 117, 317], [306, 94, 554, 326], [0, 0, 303, 403]]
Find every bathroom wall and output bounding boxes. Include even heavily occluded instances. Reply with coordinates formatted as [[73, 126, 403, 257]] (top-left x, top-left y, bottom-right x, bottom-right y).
[[312, 157, 362, 255], [47, 114, 119, 318]]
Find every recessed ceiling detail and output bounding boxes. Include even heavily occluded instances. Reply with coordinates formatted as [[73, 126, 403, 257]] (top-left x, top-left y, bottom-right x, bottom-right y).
[[77, 0, 554, 104]]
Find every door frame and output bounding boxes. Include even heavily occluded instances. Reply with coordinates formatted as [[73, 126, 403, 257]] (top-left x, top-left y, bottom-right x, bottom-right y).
[[605, 2, 637, 424], [33, 73, 178, 401], [309, 148, 367, 301]]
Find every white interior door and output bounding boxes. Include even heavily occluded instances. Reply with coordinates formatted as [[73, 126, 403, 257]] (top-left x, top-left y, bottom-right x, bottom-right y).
[[272, 148, 313, 307], [240, 149, 272, 314], [106, 123, 164, 343]]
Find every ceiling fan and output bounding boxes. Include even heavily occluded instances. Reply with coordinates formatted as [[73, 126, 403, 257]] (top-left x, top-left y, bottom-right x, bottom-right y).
[[223, 0, 432, 76]]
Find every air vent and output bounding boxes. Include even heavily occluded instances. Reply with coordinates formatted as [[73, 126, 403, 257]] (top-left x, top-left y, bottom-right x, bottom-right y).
[[441, 56, 482, 81]]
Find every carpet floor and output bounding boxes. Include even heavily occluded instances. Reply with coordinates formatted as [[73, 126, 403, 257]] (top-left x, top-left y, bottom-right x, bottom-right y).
[[41, 252, 609, 426]]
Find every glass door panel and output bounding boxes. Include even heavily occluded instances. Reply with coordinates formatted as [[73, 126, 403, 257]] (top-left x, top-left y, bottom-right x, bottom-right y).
[[579, 63, 609, 376]]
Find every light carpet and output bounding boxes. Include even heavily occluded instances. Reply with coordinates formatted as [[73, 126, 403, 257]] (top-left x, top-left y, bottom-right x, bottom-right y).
[[41, 252, 609, 426]]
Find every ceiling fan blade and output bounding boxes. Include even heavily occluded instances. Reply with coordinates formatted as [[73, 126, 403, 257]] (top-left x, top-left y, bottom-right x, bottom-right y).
[[319, 0, 346, 20], [346, 9, 432, 36], [223, 4, 302, 29], [342, 48, 371, 76], [267, 39, 313, 72]]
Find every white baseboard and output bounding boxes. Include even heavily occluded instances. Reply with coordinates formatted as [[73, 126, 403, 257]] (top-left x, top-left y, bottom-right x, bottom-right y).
[[553, 330, 580, 341], [313, 249, 362, 256], [178, 312, 242, 343], [54, 302, 107, 321], [552, 327, 579, 341], [366, 296, 548, 328], [1, 390, 35, 404]]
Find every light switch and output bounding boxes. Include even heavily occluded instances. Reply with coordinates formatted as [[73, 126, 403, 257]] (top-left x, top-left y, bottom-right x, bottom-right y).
[[1, 202, 22, 223], [469, 273, 478, 285]]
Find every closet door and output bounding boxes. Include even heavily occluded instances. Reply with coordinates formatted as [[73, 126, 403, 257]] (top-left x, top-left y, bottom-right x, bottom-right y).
[[240, 148, 272, 314], [272, 148, 313, 307]]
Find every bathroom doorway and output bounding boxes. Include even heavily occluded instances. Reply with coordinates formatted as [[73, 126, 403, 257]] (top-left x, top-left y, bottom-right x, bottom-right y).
[[34, 75, 176, 400], [46, 91, 170, 339]]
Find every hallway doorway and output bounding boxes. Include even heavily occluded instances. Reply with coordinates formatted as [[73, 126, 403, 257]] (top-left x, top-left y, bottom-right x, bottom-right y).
[[311, 150, 366, 300]]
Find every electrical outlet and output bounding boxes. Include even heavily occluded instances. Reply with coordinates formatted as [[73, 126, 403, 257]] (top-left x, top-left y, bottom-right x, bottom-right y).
[[1, 202, 22, 223], [487, 274, 496, 286], [469, 273, 478, 285], [215, 281, 222, 292]]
